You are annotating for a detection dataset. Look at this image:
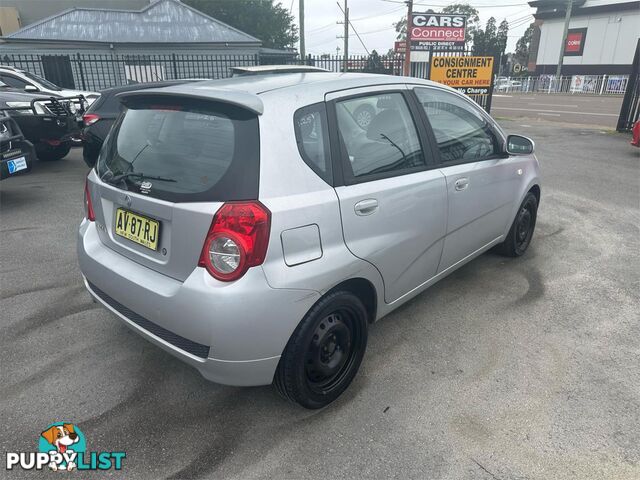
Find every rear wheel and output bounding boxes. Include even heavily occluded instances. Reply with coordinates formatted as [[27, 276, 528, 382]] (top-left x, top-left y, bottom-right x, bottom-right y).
[[36, 142, 71, 162], [496, 192, 538, 257], [274, 291, 368, 409]]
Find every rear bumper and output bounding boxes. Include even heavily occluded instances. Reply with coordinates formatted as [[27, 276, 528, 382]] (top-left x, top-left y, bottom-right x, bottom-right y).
[[78, 219, 320, 386]]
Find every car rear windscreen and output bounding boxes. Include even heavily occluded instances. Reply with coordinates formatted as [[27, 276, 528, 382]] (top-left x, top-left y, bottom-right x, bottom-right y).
[[96, 96, 259, 202]]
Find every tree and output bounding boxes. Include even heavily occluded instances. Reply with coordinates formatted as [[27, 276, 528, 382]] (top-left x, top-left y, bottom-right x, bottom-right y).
[[363, 50, 388, 74], [184, 0, 298, 49], [514, 23, 535, 67], [441, 3, 480, 45], [472, 17, 509, 74]]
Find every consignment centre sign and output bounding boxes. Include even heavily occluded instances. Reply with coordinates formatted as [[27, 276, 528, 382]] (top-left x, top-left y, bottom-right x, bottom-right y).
[[430, 56, 494, 95]]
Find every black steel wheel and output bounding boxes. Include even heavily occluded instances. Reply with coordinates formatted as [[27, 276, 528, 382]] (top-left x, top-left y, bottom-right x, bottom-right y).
[[274, 291, 368, 409], [496, 191, 538, 257]]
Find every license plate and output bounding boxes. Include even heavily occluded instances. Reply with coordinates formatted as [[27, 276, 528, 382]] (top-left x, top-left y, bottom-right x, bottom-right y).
[[115, 208, 160, 251], [7, 156, 27, 174]]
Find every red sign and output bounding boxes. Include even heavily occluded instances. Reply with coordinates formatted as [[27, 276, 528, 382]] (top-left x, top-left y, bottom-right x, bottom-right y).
[[564, 28, 587, 56], [394, 41, 406, 53], [410, 13, 466, 52]]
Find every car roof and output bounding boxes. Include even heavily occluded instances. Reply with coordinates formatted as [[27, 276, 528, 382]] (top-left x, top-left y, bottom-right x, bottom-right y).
[[117, 72, 442, 115]]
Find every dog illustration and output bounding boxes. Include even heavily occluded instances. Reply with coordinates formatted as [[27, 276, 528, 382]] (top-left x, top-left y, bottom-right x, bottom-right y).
[[41, 424, 79, 471]]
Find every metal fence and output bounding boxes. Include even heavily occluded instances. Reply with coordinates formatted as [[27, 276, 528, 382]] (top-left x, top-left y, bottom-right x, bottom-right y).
[[3, 53, 259, 91], [617, 40, 640, 132], [13, 51, 634, 115], [494, 74, 629, 95], [276, 53, 406, 75]]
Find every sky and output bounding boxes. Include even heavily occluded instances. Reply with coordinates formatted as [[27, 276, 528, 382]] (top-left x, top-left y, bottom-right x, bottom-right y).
[[287, 0, 536, 56]]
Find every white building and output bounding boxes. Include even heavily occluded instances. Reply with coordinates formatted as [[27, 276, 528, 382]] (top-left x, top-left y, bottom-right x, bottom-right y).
[[528, 0, 639, 75]]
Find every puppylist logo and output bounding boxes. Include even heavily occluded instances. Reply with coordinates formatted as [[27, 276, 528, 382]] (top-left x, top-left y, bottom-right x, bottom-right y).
[[5, 422, 125, 472]]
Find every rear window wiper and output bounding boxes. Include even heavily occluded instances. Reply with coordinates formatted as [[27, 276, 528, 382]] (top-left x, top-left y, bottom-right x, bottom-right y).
[[105, 171, 177, 184]]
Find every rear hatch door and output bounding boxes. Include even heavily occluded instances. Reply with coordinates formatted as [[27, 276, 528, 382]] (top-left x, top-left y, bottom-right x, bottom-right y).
[[88, 92, 261, 282]]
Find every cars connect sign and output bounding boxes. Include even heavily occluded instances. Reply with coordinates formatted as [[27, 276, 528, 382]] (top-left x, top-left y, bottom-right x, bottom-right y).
[[410, 13, 467, 52]]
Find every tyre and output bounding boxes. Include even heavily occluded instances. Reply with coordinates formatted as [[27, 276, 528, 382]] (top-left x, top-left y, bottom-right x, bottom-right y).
[[496, 192, 538, 257], [274, 291, 368, 409], [36, 142, 71, 162], [353, 104, 376, 129]]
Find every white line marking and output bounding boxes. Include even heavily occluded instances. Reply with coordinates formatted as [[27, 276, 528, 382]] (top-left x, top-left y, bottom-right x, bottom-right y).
[[492, 106, 617, 117], [532, 103, 579, 108], [539, 113, 561, 116]]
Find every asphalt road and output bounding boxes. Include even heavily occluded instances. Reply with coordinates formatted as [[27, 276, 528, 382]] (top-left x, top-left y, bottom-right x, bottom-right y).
[[1, 122, 639, 479], [492, 93, 624, 128]]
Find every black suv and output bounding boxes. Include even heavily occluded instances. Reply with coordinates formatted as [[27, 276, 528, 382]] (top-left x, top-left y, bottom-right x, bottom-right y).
[[82, 80, 197, 167], [0, 80, 84, 161]]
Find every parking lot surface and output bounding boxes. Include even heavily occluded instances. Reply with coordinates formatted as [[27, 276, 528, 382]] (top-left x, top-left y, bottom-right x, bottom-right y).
[[492, 93, 624, 128], [1, 120, 638, 479]]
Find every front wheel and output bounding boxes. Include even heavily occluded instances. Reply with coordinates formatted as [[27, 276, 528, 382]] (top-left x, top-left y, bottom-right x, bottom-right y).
[[496, 192, 538, 257], [274, 291, 368, 409], [36, 142, 71, 162]]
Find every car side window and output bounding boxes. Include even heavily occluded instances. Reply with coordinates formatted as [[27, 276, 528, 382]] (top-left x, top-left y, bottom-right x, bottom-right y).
[[335, 92, 425, 181], [0, 74, 28, 89], [294, 103, 332, 184], [414, 87, 499, 164]]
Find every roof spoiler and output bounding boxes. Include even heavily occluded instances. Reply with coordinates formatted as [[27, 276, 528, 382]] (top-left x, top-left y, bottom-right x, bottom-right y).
[[116, 87, 264, 115]]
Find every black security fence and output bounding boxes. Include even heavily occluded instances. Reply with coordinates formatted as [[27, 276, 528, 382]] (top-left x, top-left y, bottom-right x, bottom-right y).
[[617, 39, 640, 132], [2, 51, 492, 111], [279, 53, 406, 76], [2, 53, 260, 91]]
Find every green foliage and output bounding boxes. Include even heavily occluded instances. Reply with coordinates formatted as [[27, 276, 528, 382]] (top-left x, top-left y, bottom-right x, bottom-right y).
[[441, 3, 479, 44], [183, 0, 298, 49], [472, 17, 509, 73], [514, 23, 535, 66], [363, 50, 389, 74]]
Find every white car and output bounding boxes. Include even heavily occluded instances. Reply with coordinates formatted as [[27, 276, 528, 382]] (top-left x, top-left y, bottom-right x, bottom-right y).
[[79, 71, 541, 408], [0, 65, 99, 105]]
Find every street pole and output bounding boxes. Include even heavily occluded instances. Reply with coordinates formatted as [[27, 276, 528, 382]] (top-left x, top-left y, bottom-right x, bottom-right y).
[[555, 0, 573, 87], [343, 0, 349, 72], [299, 0, 305, 62], [403, 0, 412, 76]]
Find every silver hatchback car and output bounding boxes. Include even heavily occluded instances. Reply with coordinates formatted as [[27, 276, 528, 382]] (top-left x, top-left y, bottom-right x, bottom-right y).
[[78, 72, 541, 409]]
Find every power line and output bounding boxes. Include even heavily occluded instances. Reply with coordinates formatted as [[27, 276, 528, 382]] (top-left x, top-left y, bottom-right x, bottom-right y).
[[351, 5, 405, 21], [381, 0, 529, 6], [337, 1, 371, 55]]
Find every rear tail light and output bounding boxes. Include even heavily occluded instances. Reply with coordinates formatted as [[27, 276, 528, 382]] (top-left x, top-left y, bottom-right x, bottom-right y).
[[83, 113, 100, 126], [198, 202, 271, 282], [84, 178, 95, 221]]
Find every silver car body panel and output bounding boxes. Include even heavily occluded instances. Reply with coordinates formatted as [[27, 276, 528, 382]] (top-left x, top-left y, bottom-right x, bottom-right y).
[[78, 73, 541, 386]]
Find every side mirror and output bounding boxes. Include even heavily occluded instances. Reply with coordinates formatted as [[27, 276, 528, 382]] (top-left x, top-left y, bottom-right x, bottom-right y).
[[506, 134, 534, 155], [24, 84, 38, 92]]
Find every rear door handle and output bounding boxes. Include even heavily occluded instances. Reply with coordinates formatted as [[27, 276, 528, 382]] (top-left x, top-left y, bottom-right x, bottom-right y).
[[354, 198, 378, 216], [454, 177, 469, 191]]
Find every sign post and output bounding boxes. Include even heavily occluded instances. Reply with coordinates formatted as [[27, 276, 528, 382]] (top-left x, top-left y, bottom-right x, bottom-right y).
[[403, 0, 413, 76]]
